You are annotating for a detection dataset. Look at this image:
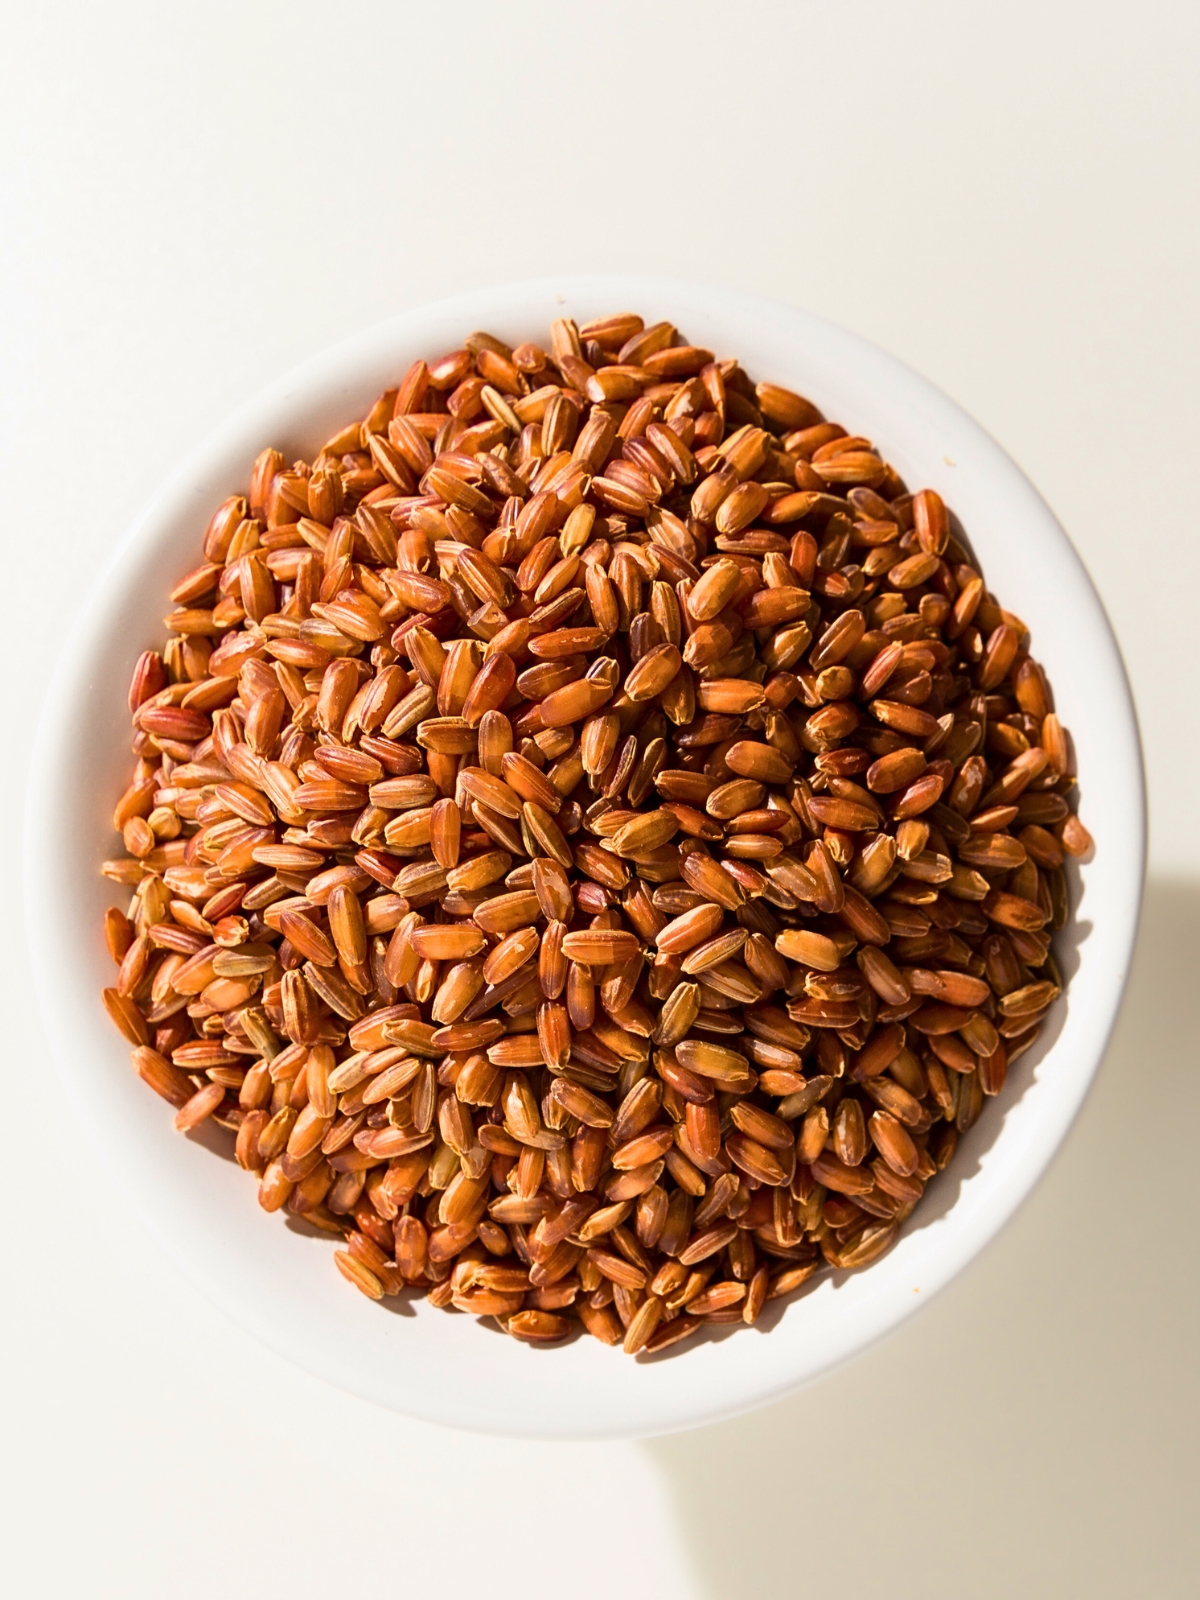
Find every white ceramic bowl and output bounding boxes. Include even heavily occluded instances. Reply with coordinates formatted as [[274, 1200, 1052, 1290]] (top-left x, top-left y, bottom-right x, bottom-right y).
[[26, 276, 1145, 1439]]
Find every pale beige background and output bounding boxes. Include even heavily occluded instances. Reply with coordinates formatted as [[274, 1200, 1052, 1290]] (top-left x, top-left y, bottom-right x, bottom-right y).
[[2, 4, 1196, 1596]]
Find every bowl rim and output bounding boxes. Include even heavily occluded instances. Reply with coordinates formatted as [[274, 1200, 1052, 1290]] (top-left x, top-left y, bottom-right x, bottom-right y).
[[25, 274, 1146, 1438]]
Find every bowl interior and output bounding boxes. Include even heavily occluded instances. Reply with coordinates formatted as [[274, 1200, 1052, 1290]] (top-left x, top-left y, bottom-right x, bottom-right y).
[[27, 276, 1144, 1438]]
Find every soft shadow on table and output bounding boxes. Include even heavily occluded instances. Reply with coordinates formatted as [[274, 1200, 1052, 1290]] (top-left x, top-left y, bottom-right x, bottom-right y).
[[644, 877, 1200, 1600]]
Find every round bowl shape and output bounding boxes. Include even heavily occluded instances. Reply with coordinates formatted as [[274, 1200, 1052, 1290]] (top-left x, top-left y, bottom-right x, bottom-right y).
[[26, 277, 1145, 1439]]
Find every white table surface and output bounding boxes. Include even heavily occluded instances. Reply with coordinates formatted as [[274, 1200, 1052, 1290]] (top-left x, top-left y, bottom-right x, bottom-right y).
[[3, 4, 1197, 1595]]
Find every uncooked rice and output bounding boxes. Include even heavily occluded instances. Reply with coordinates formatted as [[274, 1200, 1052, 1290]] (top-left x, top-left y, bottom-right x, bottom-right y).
[[99, 313, 1093, 1355]]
